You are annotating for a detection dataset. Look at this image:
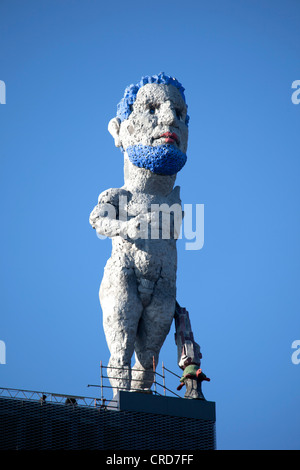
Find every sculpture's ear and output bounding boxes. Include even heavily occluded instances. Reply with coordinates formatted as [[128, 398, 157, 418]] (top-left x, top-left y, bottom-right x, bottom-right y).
[[108, 117, 122, 147]]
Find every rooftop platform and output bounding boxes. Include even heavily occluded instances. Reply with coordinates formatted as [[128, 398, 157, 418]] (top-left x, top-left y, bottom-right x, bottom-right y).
[[0, 387, 216, 450]]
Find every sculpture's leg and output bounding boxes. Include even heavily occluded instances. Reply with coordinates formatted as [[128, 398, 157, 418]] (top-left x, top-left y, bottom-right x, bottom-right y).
[[99, 264, 143, 394], [132, 277, 176, 391]]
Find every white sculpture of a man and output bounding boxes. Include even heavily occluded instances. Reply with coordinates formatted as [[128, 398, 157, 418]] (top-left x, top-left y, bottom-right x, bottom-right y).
[[90, 73, 189, 394]]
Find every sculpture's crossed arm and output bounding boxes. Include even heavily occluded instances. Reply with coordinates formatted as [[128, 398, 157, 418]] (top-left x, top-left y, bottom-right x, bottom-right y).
[[89, 187, 155, 240]]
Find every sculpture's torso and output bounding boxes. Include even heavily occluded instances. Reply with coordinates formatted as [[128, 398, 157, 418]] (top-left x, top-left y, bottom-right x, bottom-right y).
[[108, 186, 180, 283], [100, 156, 181, 285]]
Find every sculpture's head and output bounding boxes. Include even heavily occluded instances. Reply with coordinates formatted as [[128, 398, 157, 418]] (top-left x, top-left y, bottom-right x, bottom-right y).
[[108, 73, 189, 176]]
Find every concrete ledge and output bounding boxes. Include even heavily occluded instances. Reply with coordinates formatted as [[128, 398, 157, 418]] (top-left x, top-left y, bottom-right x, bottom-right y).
[[117, 391, 216, 421]]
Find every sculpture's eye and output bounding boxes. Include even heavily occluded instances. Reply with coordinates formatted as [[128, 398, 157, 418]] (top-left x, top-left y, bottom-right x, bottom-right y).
[[176, 108, 183, 120], [149, 106, 156, 115]]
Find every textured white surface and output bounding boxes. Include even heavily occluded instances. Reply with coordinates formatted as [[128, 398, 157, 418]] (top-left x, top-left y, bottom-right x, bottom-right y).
[[90, 83, 188, 393]]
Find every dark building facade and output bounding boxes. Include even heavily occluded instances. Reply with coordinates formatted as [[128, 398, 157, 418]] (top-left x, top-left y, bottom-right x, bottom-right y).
[[0, 388, 216, 450]]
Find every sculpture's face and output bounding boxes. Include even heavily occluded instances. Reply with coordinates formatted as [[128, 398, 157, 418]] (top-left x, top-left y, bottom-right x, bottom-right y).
[[118, 83, 188, 154]]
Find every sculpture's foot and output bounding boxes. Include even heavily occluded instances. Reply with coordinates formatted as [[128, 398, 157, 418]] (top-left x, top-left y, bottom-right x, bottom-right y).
[[184, 378, 206, 400]]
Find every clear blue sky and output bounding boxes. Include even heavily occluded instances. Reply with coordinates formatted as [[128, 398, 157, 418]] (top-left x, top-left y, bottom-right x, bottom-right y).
[[1, 0, 299, 450]]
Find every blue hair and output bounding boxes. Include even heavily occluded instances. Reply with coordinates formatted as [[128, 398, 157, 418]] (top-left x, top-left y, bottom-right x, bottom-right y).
[[116, 72, 190, 126]]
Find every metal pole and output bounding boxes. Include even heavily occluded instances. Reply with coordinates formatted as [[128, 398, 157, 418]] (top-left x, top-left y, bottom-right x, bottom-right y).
[[153, 356, 156, 394], [162, 361, 166, 396], [100, 361, 104, 405]]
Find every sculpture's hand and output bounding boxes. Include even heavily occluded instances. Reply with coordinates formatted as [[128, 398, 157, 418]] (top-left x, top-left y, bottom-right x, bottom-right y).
[[89, 204, 103, 229], [148, 208, 181, 240], [121, 212, 153, 240], [90, 202, 123, 238]]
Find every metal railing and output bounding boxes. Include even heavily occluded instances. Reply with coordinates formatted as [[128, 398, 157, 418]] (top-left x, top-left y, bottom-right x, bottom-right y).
[[0, 361, 182, 411], [87, 360, 182, 409], [0, 387, 103, 409]]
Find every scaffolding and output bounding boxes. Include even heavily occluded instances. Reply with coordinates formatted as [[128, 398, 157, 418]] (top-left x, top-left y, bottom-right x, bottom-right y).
[[0, 360, 182, 412], [0, 386, 102, 409], [87, 360, 182, 409]]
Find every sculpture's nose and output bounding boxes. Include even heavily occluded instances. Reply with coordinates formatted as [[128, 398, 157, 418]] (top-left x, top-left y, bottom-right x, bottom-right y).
[[161, 102, 177, 126]]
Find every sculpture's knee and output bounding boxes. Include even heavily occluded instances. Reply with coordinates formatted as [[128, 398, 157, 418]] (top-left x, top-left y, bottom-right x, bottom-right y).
[[135, 349, 158, 371], [108, 349, 132, 368]]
